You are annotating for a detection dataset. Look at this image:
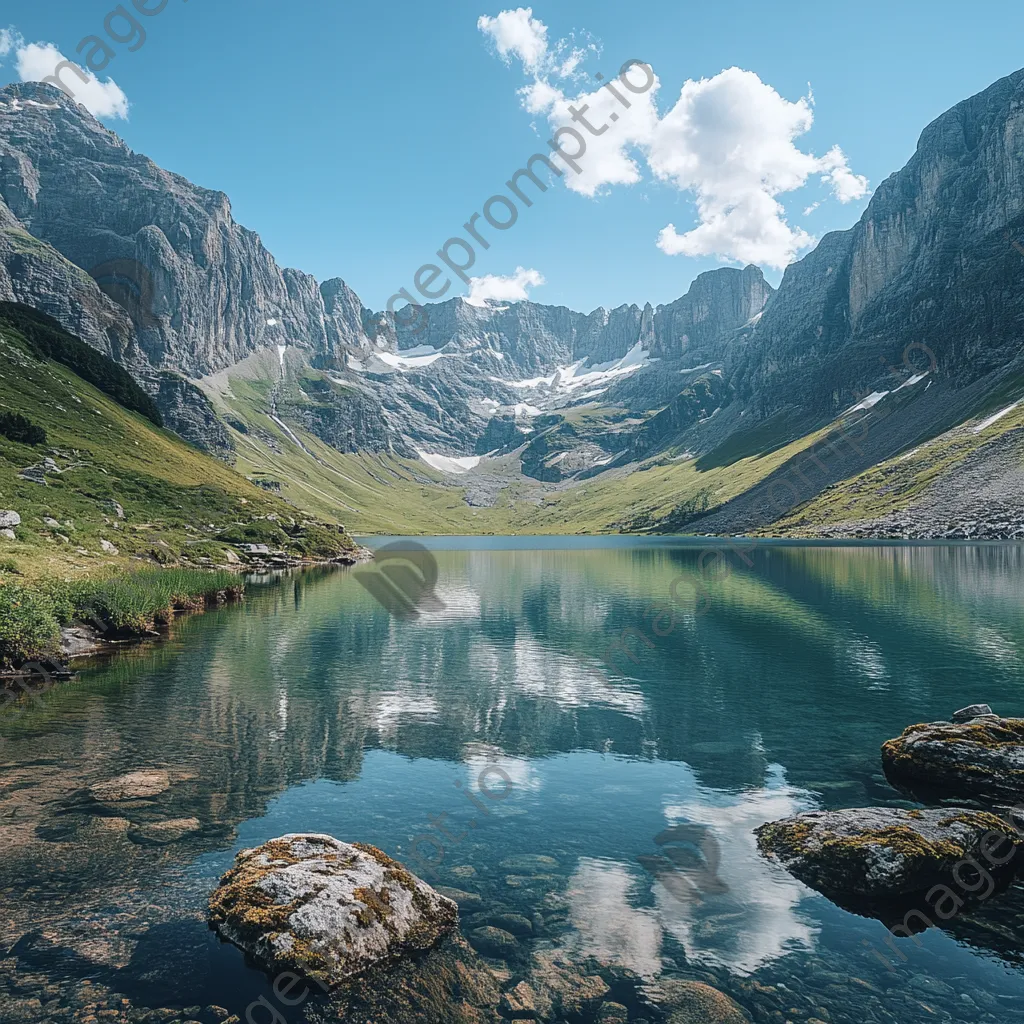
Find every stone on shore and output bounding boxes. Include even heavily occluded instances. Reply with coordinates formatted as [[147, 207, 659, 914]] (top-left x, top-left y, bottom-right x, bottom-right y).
[[208, 833, 458, 988], [953, 703, 996, 724], [755, 807, 1019, 902], [882, 712, 1024, 803]]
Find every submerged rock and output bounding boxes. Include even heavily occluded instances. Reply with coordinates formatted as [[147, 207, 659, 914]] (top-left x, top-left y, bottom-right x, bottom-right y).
[[129, 817, 201, 845], [208, 833, 458, 988], [89, 769, 170, 802], [305, 932, 502, 1024], [882, 715, 1024, 803], [755, 807, 1019, 903], [652, 979, 748, 1024]]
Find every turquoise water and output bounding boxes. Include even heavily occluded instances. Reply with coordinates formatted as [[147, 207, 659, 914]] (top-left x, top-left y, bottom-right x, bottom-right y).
[[2, 540, 1024, 1022]]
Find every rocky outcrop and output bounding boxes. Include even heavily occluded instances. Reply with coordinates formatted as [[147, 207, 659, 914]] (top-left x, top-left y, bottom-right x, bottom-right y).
[[0, 83, 377, 377], [740, 67, 1024, 417], [0, 195, 138, 363], [882, 713, 1024, 804], [755, 807, 1019, 903], [144, 371, 235, 460], [651, 265, 773, 362], [208, 833, 458, 988]]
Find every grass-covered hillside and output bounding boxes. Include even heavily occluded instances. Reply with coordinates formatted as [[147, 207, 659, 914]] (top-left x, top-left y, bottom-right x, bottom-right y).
[[0, 304, 360, 666]]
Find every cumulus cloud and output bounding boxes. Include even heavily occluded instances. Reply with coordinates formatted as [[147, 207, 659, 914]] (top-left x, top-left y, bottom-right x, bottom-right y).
[[466, 267, 545, 305], [477, 9, 870, 269], [647, 67, 864, 268], [478, 8, 550, 73], [6, 34, 128, 120]]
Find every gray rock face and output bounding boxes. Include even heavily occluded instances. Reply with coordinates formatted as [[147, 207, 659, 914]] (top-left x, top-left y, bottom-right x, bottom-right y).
[[144, 371, 235, 460], [756, 807, 1020, 901], [882, 717, 1024, 803], [208, 833, 458, 988], [0, 195, 137, 362], [0, 83, 377, 377], [953, 704, 996, 723], [742, 67, 1024, 416], [651, 265, 773, 361]]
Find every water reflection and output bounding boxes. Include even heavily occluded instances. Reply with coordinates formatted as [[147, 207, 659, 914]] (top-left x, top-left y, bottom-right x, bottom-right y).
[[0, 543, 1023, 1020]]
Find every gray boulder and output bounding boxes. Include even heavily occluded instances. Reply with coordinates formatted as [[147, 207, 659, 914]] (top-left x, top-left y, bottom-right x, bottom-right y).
[[953, 703, 996, 723], [208, 834, 457, 988], [755, 807, 1019, 902], [882, 716, 1024, 803], [0, 511, 20, 529]]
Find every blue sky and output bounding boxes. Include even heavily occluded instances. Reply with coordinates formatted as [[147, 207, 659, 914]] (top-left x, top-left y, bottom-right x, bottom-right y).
[[2, 0, 1024, 314]]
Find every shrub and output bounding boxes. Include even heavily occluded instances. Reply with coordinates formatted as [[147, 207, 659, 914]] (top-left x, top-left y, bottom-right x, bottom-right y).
[[0, 583, 61, 666], [290, 524, 354, 558], [0, 411, 46, 445], [218, 521, 290, 547]]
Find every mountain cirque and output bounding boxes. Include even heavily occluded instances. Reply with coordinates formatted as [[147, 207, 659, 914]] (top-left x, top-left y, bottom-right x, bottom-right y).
[[1, 70, 1023, 534]]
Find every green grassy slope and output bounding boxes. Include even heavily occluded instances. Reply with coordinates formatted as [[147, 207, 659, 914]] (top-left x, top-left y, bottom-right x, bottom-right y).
[[0, 309, 356, 582]]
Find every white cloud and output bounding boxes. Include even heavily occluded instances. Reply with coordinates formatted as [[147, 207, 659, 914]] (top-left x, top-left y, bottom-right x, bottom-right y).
[[466, 266, 545, 305], [646, 67, 864, 269], [478, 11, 870, 269], [478, 8, 550, 73], [521, 71, 661, 198], [818, 144, 870, 202], [14, 40, 129, 120], [0, 27, 17, 60]]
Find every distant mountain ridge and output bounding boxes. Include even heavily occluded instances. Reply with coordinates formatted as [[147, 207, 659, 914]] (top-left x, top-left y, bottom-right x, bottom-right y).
[[0, 71, 1022, 538]]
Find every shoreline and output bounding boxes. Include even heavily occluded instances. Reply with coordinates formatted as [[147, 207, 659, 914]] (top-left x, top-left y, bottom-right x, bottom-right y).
[[0, 549, 373, 686]]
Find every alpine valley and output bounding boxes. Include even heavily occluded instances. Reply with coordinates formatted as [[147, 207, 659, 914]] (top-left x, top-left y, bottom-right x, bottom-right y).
[[2, 70, 1024, 539]]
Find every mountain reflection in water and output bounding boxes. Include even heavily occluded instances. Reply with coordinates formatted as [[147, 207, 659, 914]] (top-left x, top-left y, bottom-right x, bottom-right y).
[[1, 541, 1023, 1022]]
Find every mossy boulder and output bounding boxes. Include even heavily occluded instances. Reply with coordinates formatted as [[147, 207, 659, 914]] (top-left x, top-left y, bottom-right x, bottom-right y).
[[208, 833, 458, 988], [755, 807, 1019, 902], [882, 716, 1024, 804]]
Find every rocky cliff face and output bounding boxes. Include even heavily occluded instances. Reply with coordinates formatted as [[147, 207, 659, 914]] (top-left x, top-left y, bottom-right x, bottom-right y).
[[0, 82, 377, 377], [652, 265, 774, 362], [740, 67, 1024, 417]]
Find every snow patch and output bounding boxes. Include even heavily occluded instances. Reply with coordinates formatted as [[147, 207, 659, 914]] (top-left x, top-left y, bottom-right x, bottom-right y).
[[416, 450, 482, 474], [277, 344, 287, 367], [894, 372, 928, 393], [974, 400, 1022, 433], [377, 345, 447, 370], [507, 342, 654, 397], [843, 391, 889, 416]]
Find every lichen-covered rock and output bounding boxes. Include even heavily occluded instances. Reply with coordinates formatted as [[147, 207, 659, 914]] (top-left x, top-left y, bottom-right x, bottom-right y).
[[755, 808, 1019, 902], [208, 833, 458, 988], [882, 717, 1024, 803]]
